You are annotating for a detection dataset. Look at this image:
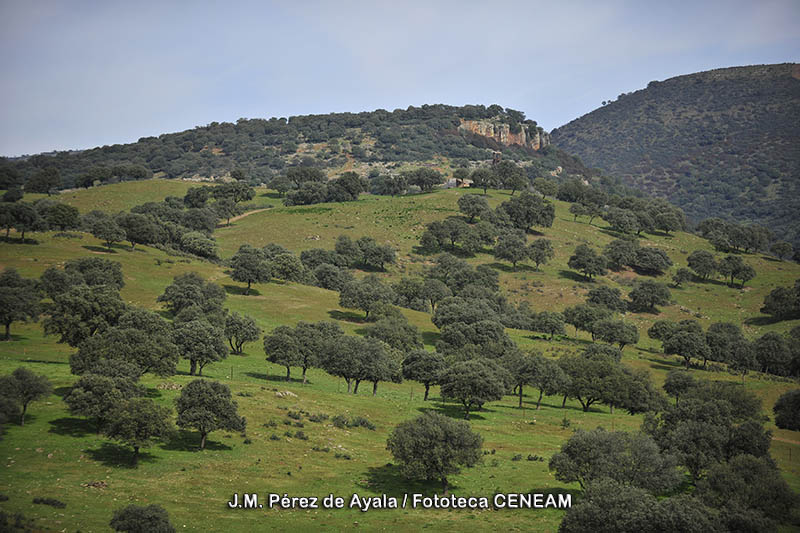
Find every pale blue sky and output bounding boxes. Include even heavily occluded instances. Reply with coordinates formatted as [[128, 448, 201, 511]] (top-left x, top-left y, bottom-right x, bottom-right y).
[[1, 0, 798, 156]]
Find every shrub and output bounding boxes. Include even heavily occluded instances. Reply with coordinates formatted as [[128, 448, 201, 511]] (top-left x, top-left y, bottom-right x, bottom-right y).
[[349, 416, 376, 430], [32, 497, 66, 508]]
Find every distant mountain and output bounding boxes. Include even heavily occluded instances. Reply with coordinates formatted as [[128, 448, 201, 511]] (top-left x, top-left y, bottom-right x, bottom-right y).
[[551, 63, 800, 245]]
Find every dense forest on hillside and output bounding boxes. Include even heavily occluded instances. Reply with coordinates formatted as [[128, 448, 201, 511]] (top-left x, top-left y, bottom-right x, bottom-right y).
[[0, 105, 571, 188], [551, 63, 800, 247]]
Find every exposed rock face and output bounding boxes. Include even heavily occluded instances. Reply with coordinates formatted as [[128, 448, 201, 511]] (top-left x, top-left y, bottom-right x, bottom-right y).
[[458, 119, 550, 150]]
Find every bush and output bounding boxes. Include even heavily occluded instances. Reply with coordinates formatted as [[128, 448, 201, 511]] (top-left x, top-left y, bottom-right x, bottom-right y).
[[294, 431, 308, 440], [308, 413, 329, 423], [270, 434, 280, 441], [110, 504, 175, 533], [32, 497, 66, 508], [773, 389, 800, 431], [349, 416, 376, 430], [331, 415, 348, 428]]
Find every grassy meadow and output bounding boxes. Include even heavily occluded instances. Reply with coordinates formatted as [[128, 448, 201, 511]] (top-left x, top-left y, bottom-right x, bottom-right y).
[[0, 180, 799, 531]]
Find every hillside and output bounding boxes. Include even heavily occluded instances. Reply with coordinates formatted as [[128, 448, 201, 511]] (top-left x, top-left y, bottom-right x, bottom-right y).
[[0, 105, 578, 188], [550, 63, 800, 247], [0, 181, 798, 531]]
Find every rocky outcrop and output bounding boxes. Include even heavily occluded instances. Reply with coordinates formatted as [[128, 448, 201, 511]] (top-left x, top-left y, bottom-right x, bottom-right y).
[[458, 119, 550, 150]]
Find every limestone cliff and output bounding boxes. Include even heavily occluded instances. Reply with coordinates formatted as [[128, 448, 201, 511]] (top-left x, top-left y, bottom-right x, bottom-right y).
[[458, 119, 550, 150]]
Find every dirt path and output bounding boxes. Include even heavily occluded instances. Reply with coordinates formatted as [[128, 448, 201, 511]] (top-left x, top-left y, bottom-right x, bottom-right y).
[[228, 208, 269, 223]]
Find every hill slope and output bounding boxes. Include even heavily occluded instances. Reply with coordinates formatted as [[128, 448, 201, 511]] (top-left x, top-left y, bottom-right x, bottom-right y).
[[550, 63, 800, 246], [0, 182, 798, 531], [1, 105, 569, 186]]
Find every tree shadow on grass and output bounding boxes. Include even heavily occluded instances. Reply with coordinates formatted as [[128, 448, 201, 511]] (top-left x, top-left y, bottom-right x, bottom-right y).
[[53, 386, 72, 398], [244, 371, 304, 384], [160, 429, 232, 452], [84, 442, 156, 468], [82, 245, 117, 253], [222, 284, 262, 297], [19, 358, 67, 365], [496, 401, 586, 414], [558, 270, 590, 283], [144, 388, 162, 399], [260, 192, 283, 199], [416, 403, 490, 421], [1, 334, 31, 342], [49, 417, 96, 437], [328, 310, 368, 323], [643, 356, 683, 373], [744, 315, 782, 326], [487, 262, 538, 274], [597, 227, 627, 240], [357, 463, 444, 498], [0, 237, 40, 245], [421, 331, 441, 347]]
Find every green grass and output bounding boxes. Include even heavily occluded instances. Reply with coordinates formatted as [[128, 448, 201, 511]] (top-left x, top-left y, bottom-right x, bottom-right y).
[[24, 179, 203, 214], [1, 185, 799, 531]]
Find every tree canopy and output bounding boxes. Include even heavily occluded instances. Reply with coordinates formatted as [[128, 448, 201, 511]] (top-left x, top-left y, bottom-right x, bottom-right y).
[[386, 412, 483, 494]]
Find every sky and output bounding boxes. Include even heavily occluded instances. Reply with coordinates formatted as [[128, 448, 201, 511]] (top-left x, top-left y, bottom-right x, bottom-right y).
[[1, 0, 798, 156]]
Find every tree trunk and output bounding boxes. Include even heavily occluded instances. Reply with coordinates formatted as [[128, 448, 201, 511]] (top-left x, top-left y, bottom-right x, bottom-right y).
[[302, 367, 307, 385], [353, 380, 360, 394], [133, 446, 139, 466], [200, 432, 207, 450], [609, 404, 614, 414], [21, 229, 25, 241], [372, 381, 378, 396], [582, 401, 590, 412], [442, 477, 449, 496], [537, 390, 543, 410], [346, 378, 352, 394], [245, 281, 251, 295], [131, 242, 136, 250], [518, 385, 523, 408], [197, 363, 204, 376], [285, 366, 291, 381], [562, 394, 568, 408], [229, 338, 236, 353], [463, 403, 470, 420], [4, 323, 10, 340], [424, 383, 430, 401], [20, 403, 27, 426], [189, 360, 197, 376]]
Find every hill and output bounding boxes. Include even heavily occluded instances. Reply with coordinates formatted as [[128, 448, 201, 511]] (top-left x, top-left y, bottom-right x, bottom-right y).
[[0, 180, 798, 531], [550, 63, 800, 247], [0, 105, 587, 187]]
